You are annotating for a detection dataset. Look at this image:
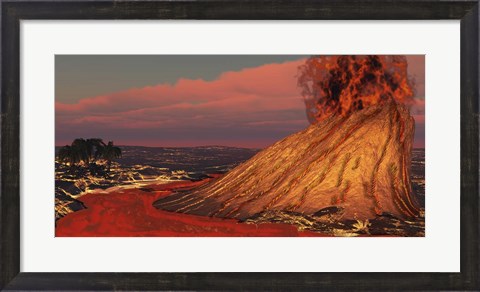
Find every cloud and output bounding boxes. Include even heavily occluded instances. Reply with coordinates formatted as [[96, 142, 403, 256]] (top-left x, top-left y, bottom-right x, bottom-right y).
[[406, 55, 425, 98], [56, 59, 310, 147], [56, 57, 425, 148]]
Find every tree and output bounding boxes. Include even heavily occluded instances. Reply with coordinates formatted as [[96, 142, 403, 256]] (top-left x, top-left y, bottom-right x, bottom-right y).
[[86, 138, 106, 162], [57, 138, 121, 175], [99, 141, 122, 172], [71, 138, 90, 164], [58, 143, 88, 177], [58, 145, 79, 166]]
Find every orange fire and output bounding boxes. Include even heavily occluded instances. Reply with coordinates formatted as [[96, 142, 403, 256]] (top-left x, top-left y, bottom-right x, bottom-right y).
[[297, 55, 415, 123]]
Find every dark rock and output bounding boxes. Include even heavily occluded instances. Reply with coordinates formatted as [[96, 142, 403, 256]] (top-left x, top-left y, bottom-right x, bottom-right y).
[[312, 206, 344, 217]]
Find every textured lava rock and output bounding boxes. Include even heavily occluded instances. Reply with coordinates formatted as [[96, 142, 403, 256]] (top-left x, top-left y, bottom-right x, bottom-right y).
[[155, 101, 420, 220]]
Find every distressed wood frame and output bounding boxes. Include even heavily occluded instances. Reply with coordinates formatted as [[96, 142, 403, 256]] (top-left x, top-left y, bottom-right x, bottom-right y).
[[1, 1, 478, 290]]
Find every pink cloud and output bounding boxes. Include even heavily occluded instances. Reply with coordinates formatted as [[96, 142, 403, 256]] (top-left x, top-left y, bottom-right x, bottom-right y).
[[56, 59, 308, 132], [57, 60, 305, 113], [56, 57, 424, 148]]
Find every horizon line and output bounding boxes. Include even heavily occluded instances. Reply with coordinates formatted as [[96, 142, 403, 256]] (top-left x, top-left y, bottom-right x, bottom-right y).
[[54, 144, 425, 150], [54, 144, 265, 149]]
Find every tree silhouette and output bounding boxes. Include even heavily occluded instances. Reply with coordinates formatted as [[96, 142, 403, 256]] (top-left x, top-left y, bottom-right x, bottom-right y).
[[57, 138, 122, 175], [97, 141, 122, 172], [86, 138, 106, 162], [58, 145, 81, 167], [71, 138, 90, 164]]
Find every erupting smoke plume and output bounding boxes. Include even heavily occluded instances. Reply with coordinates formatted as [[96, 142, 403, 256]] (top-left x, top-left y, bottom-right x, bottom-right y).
[[297, 55, 415, 123]]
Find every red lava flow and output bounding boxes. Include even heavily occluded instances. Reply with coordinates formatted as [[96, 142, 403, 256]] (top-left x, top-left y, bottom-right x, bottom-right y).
[[56, 176, 328, 237]]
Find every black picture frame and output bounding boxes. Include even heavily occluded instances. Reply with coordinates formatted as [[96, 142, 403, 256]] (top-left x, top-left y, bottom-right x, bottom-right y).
[[1, 1, 478, 290]]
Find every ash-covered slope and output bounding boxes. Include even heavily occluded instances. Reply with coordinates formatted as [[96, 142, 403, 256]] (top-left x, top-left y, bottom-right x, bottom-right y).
[[155, 101, 420, 220]]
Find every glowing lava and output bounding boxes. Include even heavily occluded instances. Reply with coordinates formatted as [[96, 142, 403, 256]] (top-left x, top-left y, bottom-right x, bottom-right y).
[[55, 178, 326, 237]]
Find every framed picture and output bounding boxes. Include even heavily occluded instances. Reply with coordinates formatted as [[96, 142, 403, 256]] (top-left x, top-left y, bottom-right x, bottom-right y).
[[2, 0, 478, 290]]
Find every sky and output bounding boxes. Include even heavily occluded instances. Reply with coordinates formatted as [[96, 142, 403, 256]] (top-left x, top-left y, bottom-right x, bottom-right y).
[[55, 55, 425, 148]]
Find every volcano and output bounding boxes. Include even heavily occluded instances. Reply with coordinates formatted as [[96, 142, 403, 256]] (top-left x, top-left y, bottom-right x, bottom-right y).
[[155, 100, 421, 221]]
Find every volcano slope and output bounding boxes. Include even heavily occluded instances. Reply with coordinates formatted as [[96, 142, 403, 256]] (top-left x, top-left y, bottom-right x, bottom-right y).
[[155, 101, 421, 221]]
